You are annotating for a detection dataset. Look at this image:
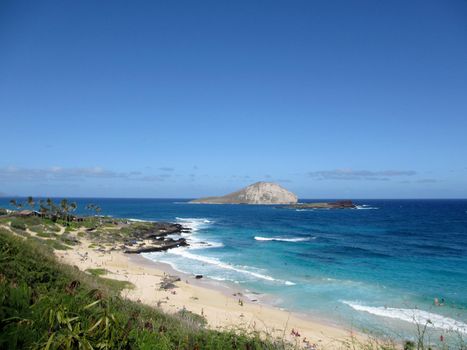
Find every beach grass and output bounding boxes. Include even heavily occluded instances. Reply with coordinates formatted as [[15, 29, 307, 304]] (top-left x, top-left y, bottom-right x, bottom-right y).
[[86, 267, 110, 276]]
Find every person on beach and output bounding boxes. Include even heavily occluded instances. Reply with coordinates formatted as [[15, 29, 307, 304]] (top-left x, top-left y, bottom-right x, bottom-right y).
[[291, 328, 301, 337]]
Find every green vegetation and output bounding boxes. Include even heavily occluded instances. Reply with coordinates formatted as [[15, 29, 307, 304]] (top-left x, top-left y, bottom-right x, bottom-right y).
[[10, 219, 27, 231], [8, 197, 79, 226], [3, 198, 167, 247], [36, 231, 56, 238], [0, 229, 290, 349], [86, 268, 109, 277]]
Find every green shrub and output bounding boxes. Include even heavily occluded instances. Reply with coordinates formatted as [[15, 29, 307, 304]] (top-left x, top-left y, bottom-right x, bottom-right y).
[[86, 268, 109, 276], [36, 231, 53, 238], [175, 308, 208, 328], [23, 216, 42, 226], [0, 207, 7, 216], [10, 219, 26, 230], [58, 233, 79, 246]]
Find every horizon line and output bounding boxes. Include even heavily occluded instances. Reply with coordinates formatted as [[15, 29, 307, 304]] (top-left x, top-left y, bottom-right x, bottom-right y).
[[2, 196, 467, 201]]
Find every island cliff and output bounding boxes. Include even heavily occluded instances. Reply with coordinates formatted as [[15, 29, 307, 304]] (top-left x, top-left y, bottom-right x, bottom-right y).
[[190, 182, 298, 205]]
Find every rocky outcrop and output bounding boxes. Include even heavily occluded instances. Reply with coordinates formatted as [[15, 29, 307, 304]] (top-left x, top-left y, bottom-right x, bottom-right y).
[[190, 182, 298, 205], [124, 238, 188, 254], [123, 222, 189, 254], [288, 200, 356, 209]]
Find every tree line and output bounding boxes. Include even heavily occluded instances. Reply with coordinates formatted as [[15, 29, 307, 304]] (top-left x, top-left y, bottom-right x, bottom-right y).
[[9, 197, 102, 223]]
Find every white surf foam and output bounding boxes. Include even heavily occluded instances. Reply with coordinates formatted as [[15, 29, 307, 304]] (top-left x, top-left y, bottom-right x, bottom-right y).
[[127, 218, 154, 222], [189, 241, 225, 249], [355, 205, 379, 210], [176, 217, 212, 232], [156, 217, 296, 286], [169, 248, 295, 285], [173, 217, 223, 249], [342, 301, 467, 334], [254, 236, 315, 242]]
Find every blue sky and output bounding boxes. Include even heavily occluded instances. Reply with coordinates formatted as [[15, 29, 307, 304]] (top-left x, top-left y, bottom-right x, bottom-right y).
[[1, 0, 466, 198]]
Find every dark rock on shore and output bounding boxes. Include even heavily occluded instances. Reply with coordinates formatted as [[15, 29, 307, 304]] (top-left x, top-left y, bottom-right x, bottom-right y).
[[122, 221, 190, 254], [160, 275, 181, 290], [124, 238, 188, 254], [131, 222, 186, 240]]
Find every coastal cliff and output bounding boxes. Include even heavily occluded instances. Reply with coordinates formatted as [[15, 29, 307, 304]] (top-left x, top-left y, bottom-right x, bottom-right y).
[[190, 182, 298, 205]]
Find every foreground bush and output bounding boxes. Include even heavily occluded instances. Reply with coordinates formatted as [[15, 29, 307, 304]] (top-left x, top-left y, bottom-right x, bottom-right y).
[[10, 219, 27, 230]]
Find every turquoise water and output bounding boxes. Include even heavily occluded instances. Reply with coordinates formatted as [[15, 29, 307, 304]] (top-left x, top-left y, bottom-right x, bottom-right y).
[[2, 198, 467, 338]]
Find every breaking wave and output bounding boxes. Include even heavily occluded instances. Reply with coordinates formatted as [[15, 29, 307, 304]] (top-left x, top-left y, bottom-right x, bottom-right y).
[[170, 248, 295, 286], [355, 205, 379, 210], [342, 301, 467, 334], [254, 236, 315, 242], [173, 217, 223, 249], [176, 217, 213, 232]]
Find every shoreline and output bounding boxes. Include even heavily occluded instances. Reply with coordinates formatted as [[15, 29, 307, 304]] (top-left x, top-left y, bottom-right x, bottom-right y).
[[55, 238, 359, 349], [134, 253, 349, 331]]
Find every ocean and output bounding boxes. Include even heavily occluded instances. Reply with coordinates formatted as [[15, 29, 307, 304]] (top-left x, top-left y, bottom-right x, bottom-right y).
[[2, 198, 466, 338]]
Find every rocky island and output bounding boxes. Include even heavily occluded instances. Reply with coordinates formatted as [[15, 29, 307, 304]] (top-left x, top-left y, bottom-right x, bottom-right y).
[[190, 181, 298, 205]]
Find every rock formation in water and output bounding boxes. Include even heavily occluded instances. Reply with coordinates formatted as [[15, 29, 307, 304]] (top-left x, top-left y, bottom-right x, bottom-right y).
[[288, 200, 356, 209], [190, 182, 298, 205]]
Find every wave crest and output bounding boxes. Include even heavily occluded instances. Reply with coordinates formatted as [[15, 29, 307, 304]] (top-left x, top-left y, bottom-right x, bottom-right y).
[[170, 248, 295, 286], [176, 217, 212, 232], [355, 205, 379, 210], [255, 236, 314, 242], [342, 301, 467, 334]]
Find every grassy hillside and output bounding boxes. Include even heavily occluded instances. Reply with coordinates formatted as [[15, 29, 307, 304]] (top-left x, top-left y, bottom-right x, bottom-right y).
[[0, 228, 290, 350]]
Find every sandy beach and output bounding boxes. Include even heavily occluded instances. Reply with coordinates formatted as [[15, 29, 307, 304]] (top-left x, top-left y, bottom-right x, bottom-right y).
[[55, 239, 358, 349]]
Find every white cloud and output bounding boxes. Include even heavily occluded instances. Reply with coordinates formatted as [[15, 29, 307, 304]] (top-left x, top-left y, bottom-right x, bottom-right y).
[[307, 169, 417, 181], [0, 166, 171, 182]]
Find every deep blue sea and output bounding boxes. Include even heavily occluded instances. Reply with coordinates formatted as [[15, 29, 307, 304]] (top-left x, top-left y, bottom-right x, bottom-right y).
[[2, 198, 467, 337]]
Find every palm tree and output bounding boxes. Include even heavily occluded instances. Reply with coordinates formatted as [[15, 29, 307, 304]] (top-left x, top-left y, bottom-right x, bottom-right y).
[[27, 196, 35, 211], [85, 203, 102, 224], [60, 199, 70, 223], [85, 203, 95, 216], [39, 199, 48, 218], [94, 205, 102, 224], [46, 198, 53, 211], [9, 199, 17, 209], [46, 198, 59, 220], [9, 199, 22, 210], [69, 202, 77, 220], [86, 203, 101, 216]]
